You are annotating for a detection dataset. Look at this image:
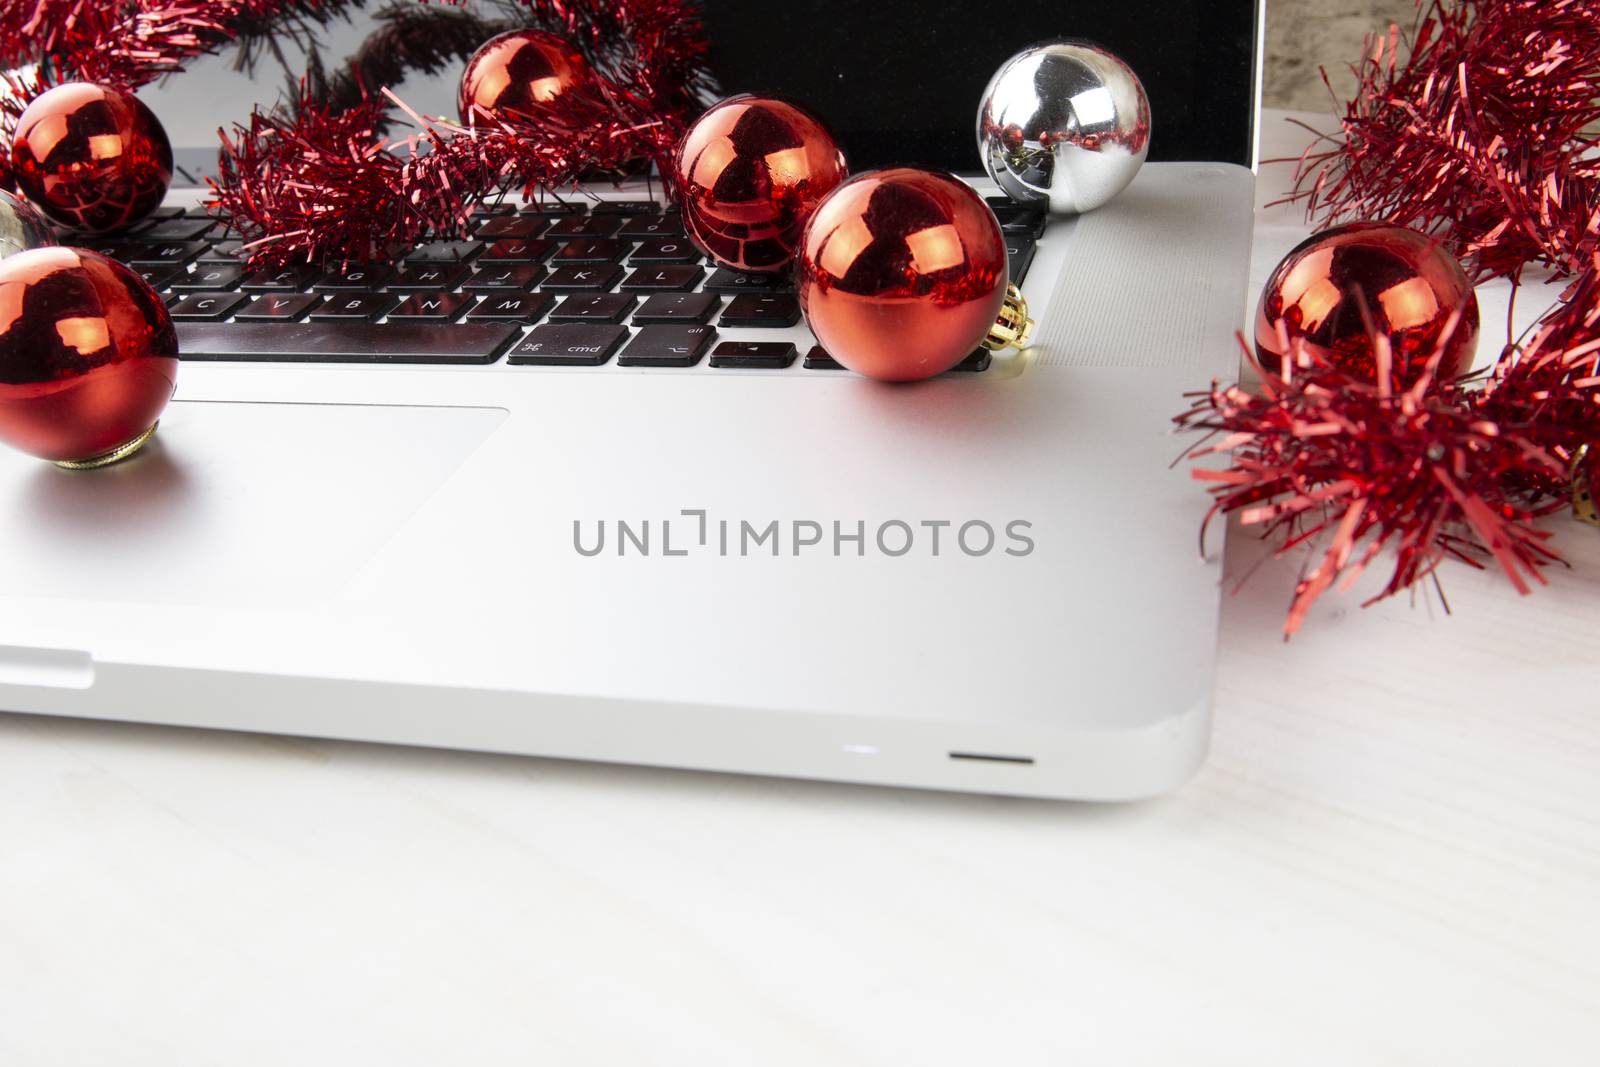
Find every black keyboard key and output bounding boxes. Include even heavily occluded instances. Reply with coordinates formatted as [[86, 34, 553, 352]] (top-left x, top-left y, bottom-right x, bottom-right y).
[[950, 349, 992, 372], [123, 241, 208, 267], [475, 215, 546, 240], [520, 200, 587, 217], [146, 206, 186, 220], [633, 292, 720, 324], [479, 238, 555, 264], [550, 293, 635, 323], [467, 292, 555, 323], [471, 202, 517, 218], [137, 265, 183, 291], [542, 264, 623, 291], [991, 204, 1047, 238], [709, 341, 798, 368], [803, 345, 844, 370], [719, 293, 800, 327], [591, 200, 659, 215], [630, 238, 701, 264], [241, 266, 320, 292], [621, 265, 703, 292], [547, 215, 621, 239], [234, 294, 321, 321], [390, 264, 467, 290], [168, 291, 248, 321], [388, 291, 473, 322], [199, 241, 244, 264], [465, 264, 544, 292], [176, 322, 521, 364], [506, 324, 627, 366], [78, 238, 133, 260], [554, 239, 629, 264], [618, 325, 715, 368], [142, 218, 216, 241], [310, 292, 395, 322], [315, 265, 394, 291], [170, 265, 243, 292], [618, 214, 682, 238], [406, 240, 483, 263], [1006, 238, 1036, 283], [704, 268, 792, 293], [800, 345, 990, 374]]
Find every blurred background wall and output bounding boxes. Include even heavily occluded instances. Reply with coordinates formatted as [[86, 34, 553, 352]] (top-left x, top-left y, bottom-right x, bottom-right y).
[[1264, 0, 1420, 110]]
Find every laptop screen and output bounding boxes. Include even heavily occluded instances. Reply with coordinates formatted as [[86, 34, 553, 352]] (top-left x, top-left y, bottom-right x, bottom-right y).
[[144, 0, 1260, 179], [703, 1, 1259, 169]]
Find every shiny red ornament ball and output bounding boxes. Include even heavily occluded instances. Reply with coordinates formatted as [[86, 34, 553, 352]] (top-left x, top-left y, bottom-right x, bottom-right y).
[[673, 95, 848, 273], [10, 82, 173, 234], [1256, 222, 1480, 387], [797, 168, 1009, 382], [459, 29, 594, 124], [0, 247, 178, 465]]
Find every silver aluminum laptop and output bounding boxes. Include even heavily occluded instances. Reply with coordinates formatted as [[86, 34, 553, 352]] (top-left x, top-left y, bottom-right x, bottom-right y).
[[0, 1, 1261, 799]]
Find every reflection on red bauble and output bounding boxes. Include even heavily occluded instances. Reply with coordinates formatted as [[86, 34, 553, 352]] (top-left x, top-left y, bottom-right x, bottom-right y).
[[0, 247, 178, 466], [673, 95, 847, 273], [10, 82, 173, 233], [459, 30, 594, 124], [797, 168, 1008, 382], [1255, 222, 1479, 387]]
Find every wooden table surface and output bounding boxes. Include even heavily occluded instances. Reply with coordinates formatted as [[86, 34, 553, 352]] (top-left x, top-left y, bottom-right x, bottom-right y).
[[3, 112, 1596, 1065]]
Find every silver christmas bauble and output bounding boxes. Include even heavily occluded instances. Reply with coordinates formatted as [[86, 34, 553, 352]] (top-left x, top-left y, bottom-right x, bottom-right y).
[[0, 190, 55, 260], [977, 41, 1151, 215]]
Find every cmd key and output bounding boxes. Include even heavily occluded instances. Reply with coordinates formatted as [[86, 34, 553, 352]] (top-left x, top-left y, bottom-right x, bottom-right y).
[[506, 324, 629, 366]]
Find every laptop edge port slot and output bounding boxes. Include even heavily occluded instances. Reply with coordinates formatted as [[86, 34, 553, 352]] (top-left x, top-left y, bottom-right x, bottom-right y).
[[948, 752, 1035, 765]]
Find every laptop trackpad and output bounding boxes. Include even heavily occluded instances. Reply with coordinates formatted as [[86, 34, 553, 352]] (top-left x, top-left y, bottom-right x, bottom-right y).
[[0, 400, 506, 606]]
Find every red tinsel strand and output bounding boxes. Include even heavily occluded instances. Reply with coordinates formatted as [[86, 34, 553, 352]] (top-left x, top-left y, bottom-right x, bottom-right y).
[[0, 1, 126, 70], [1, 0, 342, 129], [1283, 0, 1600, 283], [1473, 255, 1600, 497], [210, 0, 710, 268], [1177, 329, 1566, 637]]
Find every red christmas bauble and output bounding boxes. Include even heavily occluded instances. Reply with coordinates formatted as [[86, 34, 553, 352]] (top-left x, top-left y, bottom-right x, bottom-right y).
[[673, 95, 848, 273], [797, 168, 1009, 382], [10, 82, 173, 234], [1256, 222, 1479, 387], [0, 247, 178, 466], [459, 30, 594, 124]]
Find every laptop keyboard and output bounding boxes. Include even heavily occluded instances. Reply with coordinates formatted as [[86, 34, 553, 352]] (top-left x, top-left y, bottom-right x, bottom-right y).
[[75, 197, 1043, 372]]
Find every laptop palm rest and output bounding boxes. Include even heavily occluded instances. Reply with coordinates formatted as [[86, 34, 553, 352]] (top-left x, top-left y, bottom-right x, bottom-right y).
[[0, 400, 506, 607]]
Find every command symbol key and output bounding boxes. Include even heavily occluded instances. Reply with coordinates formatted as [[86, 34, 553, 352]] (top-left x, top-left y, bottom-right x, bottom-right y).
[[507, 324, 630, 366]]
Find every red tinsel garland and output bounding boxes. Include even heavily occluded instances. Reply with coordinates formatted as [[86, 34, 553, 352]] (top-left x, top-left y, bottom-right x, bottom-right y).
[[1179, 258, 1600, 636], [1285, 0, 1600, 284], [1181, 0, 1600, 634], [209, 0, 709, 267], [0, 0, 709, 266], [1, 1, 344, 121]]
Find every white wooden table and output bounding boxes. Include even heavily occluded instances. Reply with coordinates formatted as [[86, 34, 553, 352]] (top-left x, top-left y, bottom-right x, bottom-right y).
[[3, 112, 1596, 1065]]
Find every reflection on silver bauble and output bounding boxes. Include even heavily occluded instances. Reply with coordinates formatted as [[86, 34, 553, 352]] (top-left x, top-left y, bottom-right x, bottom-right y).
[[0, 190, 55, 260], [977, 40, 1151, 215]]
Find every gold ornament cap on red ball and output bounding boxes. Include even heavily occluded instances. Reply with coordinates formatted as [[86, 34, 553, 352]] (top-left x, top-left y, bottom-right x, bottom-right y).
[[1572, 444, 1600, 528], [1255, 221, 1479, 388], [459, 29, 594, 124], [797, 167, 1033, 382], [0, 247, 178, 468], [10, 82, 173, 234], [672, 95, 848, 274]]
